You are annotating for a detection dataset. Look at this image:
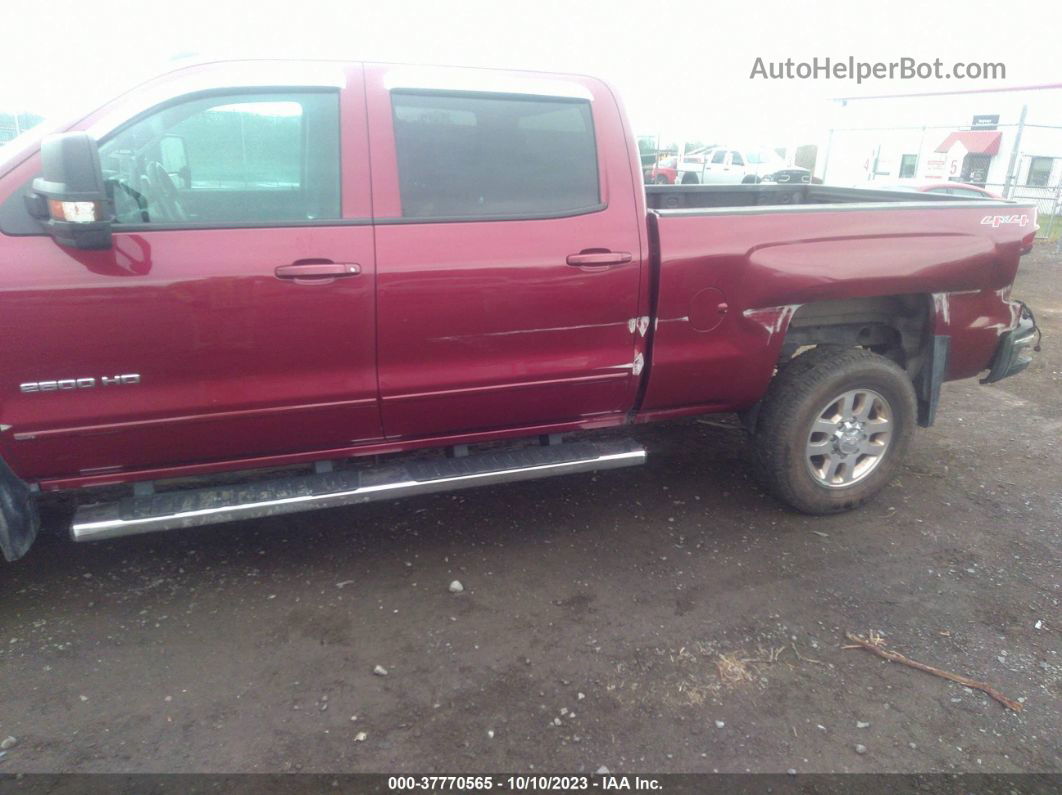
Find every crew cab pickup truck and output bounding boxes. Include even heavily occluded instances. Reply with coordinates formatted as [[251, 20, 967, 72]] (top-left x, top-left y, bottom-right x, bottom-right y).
[[0, 60, 1040, 561]]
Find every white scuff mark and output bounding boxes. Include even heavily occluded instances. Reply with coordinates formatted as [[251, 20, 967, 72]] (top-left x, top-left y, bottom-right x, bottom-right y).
[[0, 425, 10, 433], [742, 304, 800, 336], [627, 318, 637, 334], [774, 304, 799, 334], [638, 316, 651, 336], [989, 321, 1012, 336], [430, 321, 620, 342], [1007, 299, 1021, 328], [632, 353, 645, 376], [932, 293, 951, 326]]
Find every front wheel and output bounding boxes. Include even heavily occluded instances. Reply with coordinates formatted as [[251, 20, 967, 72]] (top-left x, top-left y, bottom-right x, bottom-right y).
[[752, 348, 917, 514]]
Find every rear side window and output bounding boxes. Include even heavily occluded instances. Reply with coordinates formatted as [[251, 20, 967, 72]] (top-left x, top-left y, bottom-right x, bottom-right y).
[[711, 150, 726, 164], [391, 92, 600, 219], [98, 91, 340, 226]]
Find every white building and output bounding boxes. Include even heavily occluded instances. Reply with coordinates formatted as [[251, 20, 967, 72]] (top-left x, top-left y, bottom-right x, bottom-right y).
[[818, 84, 1062, 194]]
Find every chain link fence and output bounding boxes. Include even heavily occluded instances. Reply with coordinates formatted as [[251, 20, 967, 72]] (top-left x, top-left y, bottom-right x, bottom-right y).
[[982, 182, 1062, 241], [819, 111, 1062, 244]]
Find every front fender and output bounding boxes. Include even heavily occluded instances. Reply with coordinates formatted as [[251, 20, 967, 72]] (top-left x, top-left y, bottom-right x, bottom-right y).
[[0, 456, 39, 561]]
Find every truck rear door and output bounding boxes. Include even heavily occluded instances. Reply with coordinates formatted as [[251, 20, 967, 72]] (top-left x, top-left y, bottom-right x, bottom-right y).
[[365, 66, 646, 439], [0, 65, 382, 481]]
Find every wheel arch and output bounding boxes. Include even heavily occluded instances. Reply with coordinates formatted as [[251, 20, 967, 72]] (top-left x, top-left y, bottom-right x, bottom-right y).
[[760, 294, 947, 428]]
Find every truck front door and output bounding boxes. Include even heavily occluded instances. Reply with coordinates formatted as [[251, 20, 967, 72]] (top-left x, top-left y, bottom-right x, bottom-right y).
[[702, 148, 730, 183], [0, 69, 381, 482]]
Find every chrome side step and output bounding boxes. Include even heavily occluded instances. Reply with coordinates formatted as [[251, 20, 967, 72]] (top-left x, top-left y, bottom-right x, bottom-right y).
[[71, 439, 645, 543]]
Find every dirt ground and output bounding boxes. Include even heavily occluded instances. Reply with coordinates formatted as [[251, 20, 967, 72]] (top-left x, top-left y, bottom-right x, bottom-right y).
[[0, 247, 1059, 775]]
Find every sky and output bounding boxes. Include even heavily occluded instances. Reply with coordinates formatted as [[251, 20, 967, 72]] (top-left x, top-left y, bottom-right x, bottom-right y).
[[1, 0, 1060, 150]]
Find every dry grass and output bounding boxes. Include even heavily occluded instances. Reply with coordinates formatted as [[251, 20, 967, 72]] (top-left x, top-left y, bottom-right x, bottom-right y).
[[715, 652, 757, 685], [615, 641, 822, 708]]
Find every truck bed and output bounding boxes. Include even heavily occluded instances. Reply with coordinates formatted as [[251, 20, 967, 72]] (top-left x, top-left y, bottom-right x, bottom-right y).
[[645, 183, 993, 211], [637, 189, 1037, 418]]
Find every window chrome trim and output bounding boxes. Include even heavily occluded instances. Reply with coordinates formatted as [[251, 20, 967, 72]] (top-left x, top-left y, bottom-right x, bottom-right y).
[[111, 218, 372, 232]]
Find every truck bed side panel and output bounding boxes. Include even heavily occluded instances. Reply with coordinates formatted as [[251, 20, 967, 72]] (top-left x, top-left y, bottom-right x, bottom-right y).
[[641, 203, 1036, 413]]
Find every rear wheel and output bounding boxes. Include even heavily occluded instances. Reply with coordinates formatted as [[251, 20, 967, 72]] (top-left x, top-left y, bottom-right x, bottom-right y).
[[752, 348, 916, 514]]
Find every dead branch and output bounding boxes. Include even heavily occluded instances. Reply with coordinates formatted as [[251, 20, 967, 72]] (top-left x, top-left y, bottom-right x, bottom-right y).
[[845, 632, 1023, 712]]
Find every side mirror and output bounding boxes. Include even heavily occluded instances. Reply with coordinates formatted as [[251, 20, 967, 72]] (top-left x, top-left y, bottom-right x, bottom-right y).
[[29, 132, 112, 250]]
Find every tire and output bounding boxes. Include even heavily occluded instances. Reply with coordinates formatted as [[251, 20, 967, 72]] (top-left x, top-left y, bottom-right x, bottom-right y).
[[681, 172, 699, 185], [739, 346, 845, 433], [654, 174, 670, 184], [752, 348, 916, 514]]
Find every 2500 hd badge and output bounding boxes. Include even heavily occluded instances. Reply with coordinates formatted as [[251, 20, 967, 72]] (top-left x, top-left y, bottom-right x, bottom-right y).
[[19, 374, 140, 393]]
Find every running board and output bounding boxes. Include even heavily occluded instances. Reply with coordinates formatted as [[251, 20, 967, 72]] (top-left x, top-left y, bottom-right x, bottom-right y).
[[71, 439, 646, 543]]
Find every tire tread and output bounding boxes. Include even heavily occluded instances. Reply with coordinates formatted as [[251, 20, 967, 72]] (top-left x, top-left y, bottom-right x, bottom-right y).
[[753, 347, 916, 514]]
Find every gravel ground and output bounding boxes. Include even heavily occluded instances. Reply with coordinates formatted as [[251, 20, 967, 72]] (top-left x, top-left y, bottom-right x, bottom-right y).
[[0, 247, 1058, 775]]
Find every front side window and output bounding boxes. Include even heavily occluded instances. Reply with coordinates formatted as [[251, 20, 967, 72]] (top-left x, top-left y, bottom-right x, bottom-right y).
[[899, 154, 918, 179], [98, 91, 340, 225], [391, 92, 599, 219], [729, 151, 745, 166]]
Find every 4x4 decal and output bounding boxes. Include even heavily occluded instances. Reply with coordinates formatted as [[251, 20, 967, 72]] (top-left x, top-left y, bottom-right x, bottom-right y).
[[981, 214, 1031, 228]]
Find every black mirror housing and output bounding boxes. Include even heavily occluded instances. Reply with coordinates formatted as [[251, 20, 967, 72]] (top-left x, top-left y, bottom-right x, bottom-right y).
[[31, 132, 113, 250]]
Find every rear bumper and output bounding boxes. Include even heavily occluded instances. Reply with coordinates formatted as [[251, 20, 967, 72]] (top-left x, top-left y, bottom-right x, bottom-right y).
[[981, 303, 1040, 384]]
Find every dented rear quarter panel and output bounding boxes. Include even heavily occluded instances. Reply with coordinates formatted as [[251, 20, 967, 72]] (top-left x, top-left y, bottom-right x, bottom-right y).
[[639, 202, 1037, 414]]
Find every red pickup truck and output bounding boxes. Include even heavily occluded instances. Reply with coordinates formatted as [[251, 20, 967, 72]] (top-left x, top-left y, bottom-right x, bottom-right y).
[[0, 60, 1040, 561]]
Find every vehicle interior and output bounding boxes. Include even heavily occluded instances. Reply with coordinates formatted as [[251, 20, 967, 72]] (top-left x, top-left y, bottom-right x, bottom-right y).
[[98, 91, 341, 226]]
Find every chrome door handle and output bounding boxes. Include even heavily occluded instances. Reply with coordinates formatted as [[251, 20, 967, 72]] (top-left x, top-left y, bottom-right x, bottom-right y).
[[566, 252, 633, 267], [275, 262, 360, 279]]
